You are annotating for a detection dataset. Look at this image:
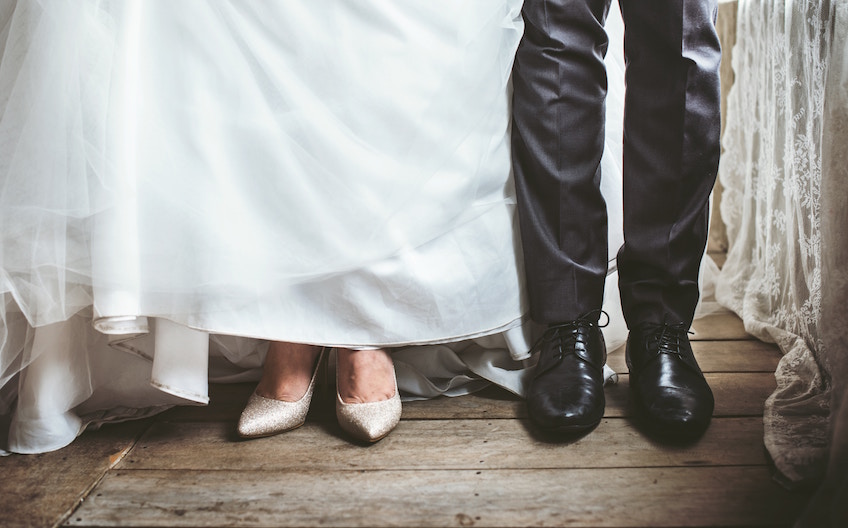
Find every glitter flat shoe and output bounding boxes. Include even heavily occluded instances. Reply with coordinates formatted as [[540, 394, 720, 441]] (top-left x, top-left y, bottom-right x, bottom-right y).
[[237, 347, 325, 439], [335, 351, 402, 443]]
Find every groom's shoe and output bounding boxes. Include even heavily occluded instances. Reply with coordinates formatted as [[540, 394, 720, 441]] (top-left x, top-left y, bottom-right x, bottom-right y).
[[626, 322, 714, 439], [526, 314, 607, 434]]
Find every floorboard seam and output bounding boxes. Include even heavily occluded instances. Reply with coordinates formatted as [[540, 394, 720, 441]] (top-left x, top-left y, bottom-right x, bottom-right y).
[[55, 420, 157, 528]]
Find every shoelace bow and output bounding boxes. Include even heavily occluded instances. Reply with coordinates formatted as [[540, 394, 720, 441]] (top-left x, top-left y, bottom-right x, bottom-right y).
[[532, 310, 609, 362]]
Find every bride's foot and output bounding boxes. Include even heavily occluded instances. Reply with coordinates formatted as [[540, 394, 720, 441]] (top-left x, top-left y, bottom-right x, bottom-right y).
[[255, 342, 323, 401], [237, 342, 323, 439], [335, 348, 402, 443], [336, 348, 397, 404]]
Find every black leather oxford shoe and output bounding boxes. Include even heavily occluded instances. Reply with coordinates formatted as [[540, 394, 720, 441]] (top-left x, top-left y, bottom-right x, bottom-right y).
[[526, 314, 607, 434], [626, 322, 714, 439]]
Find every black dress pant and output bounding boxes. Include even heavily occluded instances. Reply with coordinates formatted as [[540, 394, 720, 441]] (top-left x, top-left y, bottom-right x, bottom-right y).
[[512, 0, 722, 328]]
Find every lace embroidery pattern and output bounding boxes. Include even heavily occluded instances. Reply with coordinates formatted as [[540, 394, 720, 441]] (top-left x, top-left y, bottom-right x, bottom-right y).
[[716, 0, 835, 486]]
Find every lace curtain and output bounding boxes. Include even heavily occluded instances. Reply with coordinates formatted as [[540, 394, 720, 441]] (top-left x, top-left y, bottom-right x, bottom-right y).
[[717, 0, 848, 525]]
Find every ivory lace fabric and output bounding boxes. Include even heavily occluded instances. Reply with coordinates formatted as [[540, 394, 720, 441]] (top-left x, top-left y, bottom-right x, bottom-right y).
[[0, 0, 630, 454], [716, 0, 848, 524]]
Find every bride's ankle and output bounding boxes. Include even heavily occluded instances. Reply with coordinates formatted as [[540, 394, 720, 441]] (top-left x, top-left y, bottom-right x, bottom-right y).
[[336, 348, 396, 404], [255, 342, 322, 401]]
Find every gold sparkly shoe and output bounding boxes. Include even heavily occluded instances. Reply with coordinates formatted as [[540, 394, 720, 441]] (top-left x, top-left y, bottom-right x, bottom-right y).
[[335, 351, 402, 443], [237, 347, 325, 439]]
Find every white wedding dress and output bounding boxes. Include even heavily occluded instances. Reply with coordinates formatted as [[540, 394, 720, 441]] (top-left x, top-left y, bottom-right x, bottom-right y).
[[0, 0, 627, 454]]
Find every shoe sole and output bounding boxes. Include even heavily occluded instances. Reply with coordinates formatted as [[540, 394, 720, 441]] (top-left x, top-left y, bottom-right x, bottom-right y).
[[532, 418, 602, 437]]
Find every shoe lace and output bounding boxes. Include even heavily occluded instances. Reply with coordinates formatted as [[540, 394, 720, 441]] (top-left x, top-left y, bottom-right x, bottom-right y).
[[646, 321, 692, 357], [532, 310, 608, 362]]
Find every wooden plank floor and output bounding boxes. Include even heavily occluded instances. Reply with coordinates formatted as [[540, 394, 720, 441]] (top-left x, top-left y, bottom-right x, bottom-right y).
[[1, 310, 814, 527]]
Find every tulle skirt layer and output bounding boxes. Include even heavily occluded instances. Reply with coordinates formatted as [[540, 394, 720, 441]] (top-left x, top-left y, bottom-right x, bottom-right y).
[[0, 0, 628, 453], [1, 0, 525, 336]]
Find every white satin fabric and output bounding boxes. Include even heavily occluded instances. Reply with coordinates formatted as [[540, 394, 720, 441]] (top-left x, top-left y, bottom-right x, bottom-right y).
[[0, 0, 627, 454]]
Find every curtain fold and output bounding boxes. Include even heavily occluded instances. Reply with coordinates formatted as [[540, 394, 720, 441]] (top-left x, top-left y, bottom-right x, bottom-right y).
[[717, 0, 847, 525]]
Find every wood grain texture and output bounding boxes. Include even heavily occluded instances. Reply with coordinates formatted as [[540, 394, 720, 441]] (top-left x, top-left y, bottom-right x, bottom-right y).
[[64, 466, 808, 527], [158, 371, 775, 423], [605, 339, 781, 373], [158, 313, 770, 424], [690, 312, 753, 341], [2, 310, 797, 528], [400, 373, 775, 420], [0, 421, 149, 528], [116, 417, 768, 471], [604, 373, 774, 418]]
